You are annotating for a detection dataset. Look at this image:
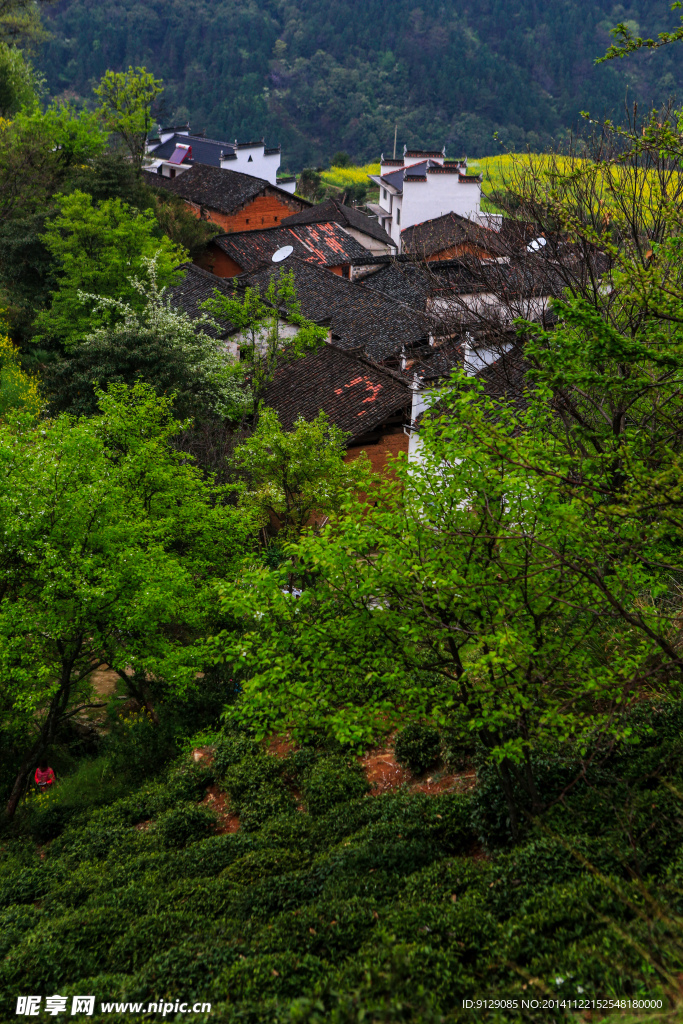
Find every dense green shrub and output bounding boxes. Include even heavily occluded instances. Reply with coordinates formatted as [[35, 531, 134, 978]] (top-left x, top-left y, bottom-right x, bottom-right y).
[[394, 723, 441, 775], [300, 756, 370, 816], [155, 804, 217, 848], [212, 732, 261, 778], [1, 721, 681, 1020]]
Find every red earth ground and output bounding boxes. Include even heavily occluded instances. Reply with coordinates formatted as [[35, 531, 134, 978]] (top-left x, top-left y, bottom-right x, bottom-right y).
[[192, 737, 477, 834]]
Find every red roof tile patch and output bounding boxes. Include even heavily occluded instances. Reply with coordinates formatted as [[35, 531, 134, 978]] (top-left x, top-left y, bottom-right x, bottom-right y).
[[263, 344, 411, 441]]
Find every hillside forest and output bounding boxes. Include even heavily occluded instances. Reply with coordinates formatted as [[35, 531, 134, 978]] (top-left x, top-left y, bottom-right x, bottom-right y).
[[2, 1, 683, 1022], [40, 0, 683, 167]]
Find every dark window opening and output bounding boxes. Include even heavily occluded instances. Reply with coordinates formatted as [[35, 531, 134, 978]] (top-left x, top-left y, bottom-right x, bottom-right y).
[[248, 155, 253, 162]]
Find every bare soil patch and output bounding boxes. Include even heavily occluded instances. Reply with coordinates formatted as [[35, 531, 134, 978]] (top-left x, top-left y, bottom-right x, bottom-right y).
[[202, 784, 240, 834]]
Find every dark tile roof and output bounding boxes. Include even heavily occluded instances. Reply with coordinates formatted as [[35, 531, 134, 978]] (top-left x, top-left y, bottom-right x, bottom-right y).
[[405, 149, 445, 158], [359, 261, 434, 309], [214, 222, 371, 273], [142, 164, 310, 216], [150, 133, 236, 167], [380, 159, 449, 193], [241, 258, 430, 363], [263, 344, 411, 442], [280, 198, 394, 246], [475, 342, 528, 409], [401, 212, 501, 258], [167, 264, 237, 338]]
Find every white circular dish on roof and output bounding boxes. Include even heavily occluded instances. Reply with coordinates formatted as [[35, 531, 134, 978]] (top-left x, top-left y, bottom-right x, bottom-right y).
[[526, 237, 547, 253], [272, 245, 294, 263]]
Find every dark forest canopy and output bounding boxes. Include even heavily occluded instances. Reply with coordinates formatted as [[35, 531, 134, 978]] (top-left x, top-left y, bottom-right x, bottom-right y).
[[40, 0, 683, 168]]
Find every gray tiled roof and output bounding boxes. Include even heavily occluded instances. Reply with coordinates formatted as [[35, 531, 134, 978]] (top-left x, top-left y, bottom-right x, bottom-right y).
[[242, 258, 430, 363], [214, 222, 371, 273], [150, 133, 236, 167], [263, 344, 411, 442], [281, 198, 394, 246], [167, 264, 237, 338], [401, 212, 502, 258], [143, 164, 309, 216]]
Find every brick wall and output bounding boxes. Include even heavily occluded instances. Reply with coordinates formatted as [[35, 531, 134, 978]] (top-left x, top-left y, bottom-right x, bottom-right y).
[[346, 427, 409, 476], [202, 194, 305, 234], [196, 245, 244, 277], [426, 241, 491, 261]]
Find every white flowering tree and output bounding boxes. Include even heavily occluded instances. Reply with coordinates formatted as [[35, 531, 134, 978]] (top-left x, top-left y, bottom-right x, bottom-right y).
[[46, 255, 252, 421]]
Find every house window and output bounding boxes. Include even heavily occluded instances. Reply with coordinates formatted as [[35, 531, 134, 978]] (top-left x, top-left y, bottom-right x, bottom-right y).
[[248, 155, 253, 162], [274, 216, 278, 221], [396, 208, 400, 225], [169, 167, 176, 178], [383, 188, 387, 200], [246, 218, 250, 224]]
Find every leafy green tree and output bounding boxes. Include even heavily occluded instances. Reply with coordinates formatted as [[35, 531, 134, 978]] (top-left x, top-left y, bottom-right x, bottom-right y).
[[0, 381, 253, 819], [0, 331, 39, 415], [0, 105, 109, 338], [44, 255, 250, 420], [152, 189, 220, 260], [216, 363, 683, 834], [34, 190, 186, 349], [233, 407, 369, 541], [0, 41, 40, 115], [202, 268, 327, 405], [94, 65, 163, 174], [0, 0, 55, 44]]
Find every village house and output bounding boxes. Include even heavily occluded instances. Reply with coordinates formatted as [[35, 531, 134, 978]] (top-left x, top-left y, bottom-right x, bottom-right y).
[[239, 255, 431, 367], [367, 146, 496, 252], [145, 127, 296, 191], [262, 344, 413, 476], [143, 164, 310, 233], [280, 197, 396, 256], [168, 256, 531, 470], [197, 222, 373, 279]]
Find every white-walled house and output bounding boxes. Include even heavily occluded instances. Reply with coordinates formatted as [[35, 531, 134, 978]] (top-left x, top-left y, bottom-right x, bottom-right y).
[[368, 146, 483, 252], [145, 128, 295, 190]]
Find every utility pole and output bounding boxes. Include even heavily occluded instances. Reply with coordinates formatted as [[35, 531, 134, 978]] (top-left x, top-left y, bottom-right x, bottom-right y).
[[393, 124, 397, 160]]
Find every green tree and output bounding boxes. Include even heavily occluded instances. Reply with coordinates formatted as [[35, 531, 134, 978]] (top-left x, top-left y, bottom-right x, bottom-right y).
[[0, 0, 55, 45], [214, 116, 683, 832], [34, 190, 186, 349], [0, 41, 40, 115], [44, 255, 250, 420], [202, 268, 327, 405], [0, 381, 253, 819], [94, 65, 163, 174], [0, 331, 39, 415], [233, 407, 369, 541], [0, 105, 109, 338], [216, 364, 683, 834]]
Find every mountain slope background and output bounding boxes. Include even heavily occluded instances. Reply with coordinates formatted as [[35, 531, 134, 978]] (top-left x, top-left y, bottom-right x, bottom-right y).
[[41, 0, 683, 168]]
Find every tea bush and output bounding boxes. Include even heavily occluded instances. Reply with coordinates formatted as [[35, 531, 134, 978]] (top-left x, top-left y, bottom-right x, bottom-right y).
[[300, 755, 369, 816], [1, 716, 683, 1021], [156, 805, 217, 848], [394, 723, 441, 775]]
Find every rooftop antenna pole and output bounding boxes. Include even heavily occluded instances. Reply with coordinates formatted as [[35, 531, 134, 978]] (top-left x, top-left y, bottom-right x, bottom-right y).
[[393, 124, 397, 160]]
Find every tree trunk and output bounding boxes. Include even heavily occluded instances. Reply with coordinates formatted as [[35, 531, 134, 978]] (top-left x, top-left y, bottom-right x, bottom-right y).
[[4, 645, 81, 820], [5, 742, 43, 819], [497, 758, 520, 842]]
